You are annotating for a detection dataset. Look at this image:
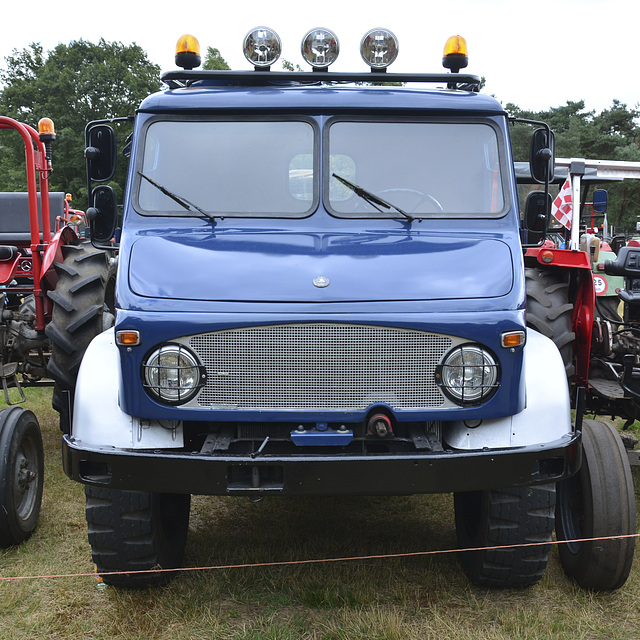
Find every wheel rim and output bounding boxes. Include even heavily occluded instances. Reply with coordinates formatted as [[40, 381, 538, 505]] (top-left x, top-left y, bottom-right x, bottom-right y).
[[12, 433, 40, 522]]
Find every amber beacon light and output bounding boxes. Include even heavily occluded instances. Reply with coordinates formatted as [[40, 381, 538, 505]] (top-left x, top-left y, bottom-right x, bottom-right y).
[[442, 35, 468, 73], [175, 34, 201, 70]]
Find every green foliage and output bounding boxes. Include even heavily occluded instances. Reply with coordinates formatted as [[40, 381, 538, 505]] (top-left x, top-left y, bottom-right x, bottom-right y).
[[508, 100, 640, 230], [281, 59, 304, 72], [0, 40, 161, 208], [203, 47, 230, 71]]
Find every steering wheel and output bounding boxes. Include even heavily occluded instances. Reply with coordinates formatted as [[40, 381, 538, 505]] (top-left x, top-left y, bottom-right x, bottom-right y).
[[377, 188, 444, 214]]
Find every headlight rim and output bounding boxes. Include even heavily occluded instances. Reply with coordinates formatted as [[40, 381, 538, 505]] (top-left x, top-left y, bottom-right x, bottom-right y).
[[436, 343, 500, 406], [142, 342, 206, 406]]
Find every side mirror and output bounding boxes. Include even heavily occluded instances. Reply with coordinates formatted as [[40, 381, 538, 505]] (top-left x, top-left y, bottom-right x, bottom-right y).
[[529, 128, 555, 185], [524, 190, 552, 233], [85, 125, 116, 182], [87, 185, 118, 243], [593, 189, 608, 213]]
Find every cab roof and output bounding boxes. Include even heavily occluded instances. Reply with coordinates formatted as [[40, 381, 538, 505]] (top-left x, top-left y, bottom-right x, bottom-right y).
[[138, 69, 505, 115]]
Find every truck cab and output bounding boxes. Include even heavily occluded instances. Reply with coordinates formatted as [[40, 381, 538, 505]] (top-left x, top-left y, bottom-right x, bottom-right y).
[[61, 30, 583, 588]]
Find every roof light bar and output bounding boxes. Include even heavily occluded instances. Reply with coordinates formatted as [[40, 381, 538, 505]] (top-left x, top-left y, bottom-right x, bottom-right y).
[[243, 27, 282, 70], [360, 28, 399, 70], [301, 28, 340, 70]]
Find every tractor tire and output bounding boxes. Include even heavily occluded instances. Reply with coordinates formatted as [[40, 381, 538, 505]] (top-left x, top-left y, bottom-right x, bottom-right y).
[[46, 241, 116, 433], [525, 267, 576, 379], [556, 419, 635, 590], [0, 407, 44, 547], [454, 483, 556, 588], [85, 486, 191, 587]]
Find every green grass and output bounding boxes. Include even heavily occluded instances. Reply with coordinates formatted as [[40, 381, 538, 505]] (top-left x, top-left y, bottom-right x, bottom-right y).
[[1, 389, 640, 639]]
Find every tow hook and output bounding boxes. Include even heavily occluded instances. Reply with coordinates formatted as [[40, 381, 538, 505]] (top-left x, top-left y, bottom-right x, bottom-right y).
[[367, 413, 393, 438]]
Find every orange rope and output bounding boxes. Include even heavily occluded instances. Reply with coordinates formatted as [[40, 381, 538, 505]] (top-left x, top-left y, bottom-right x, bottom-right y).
[[1, 532, 638, 583]]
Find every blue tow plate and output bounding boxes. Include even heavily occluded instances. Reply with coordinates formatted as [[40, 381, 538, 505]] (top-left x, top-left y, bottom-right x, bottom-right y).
[[290, 428, 354, 446]]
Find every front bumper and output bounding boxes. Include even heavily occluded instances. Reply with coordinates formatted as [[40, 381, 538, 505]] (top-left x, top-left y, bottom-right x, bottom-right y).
[[62, 431, 581, 496]]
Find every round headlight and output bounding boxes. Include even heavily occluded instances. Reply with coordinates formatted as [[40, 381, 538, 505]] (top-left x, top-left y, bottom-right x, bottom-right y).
[[301, 28, 340, 69], [143, 344, 205, 405], [360, 28, 399, 69], [243, 26, 282, 68], [437, 345, 499, 405]]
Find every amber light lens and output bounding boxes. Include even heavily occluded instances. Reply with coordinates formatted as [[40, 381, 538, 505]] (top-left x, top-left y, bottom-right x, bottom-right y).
[[116, 330, 141, 346], [175, 34, 201, 70], [443, 35, 468, 57], [442, 35, 469, 72], [501, 331, 525, 348]]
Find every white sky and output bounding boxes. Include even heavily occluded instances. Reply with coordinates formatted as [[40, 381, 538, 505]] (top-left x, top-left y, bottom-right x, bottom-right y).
[[1, 0, 638, 114]]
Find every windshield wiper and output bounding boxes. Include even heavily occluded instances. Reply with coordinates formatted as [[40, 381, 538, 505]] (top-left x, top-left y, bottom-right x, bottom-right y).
[[138, 171, 216, 221], [332, 173, 414, 222]]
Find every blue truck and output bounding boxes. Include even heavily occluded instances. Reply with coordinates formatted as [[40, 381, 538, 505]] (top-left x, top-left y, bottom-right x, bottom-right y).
[[55, 29, 635, 590]]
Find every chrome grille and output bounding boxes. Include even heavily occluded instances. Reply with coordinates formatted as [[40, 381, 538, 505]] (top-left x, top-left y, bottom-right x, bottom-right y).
[[188, 324, 452, 411]]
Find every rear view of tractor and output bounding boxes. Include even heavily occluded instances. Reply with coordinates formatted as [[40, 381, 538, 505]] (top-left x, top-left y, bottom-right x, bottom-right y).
[[0, 115, 114, 546]]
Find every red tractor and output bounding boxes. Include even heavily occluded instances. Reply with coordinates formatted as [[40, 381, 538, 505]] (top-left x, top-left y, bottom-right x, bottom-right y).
[[0, 115, 114, 546], [522, 157, 640, 589]]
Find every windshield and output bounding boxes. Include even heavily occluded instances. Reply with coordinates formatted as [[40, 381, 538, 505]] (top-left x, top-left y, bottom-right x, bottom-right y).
[[134, 117, 506, 219], [135, 119, 317, 217], [327, 120, 506, 218]]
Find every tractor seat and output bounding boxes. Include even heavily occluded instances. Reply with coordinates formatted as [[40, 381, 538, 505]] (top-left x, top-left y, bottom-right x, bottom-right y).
[[0, 192, 66, 244]]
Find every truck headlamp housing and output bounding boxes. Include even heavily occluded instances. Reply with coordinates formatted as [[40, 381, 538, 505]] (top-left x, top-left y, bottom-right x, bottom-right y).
[[301, 28, 340, 70], [360, 28, 398, 69], [143, 344, 206, 405], [243, 27, 282, 69], [436, 344, 499, 405]]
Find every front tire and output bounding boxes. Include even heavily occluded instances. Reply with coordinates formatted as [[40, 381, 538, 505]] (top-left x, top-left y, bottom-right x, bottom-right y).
[[556, 419, 635, 590], [454, 484, 556, 588], [46, 241, 116, 433], [0, 408, 44, 547], [85, 486, 191, 587]]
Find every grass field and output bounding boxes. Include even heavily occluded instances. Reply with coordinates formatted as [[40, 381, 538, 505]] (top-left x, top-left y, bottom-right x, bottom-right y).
[[1, 388, 639, 639]]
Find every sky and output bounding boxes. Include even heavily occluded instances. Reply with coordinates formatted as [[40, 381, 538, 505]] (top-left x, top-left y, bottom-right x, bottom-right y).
[[1, 0, 637, 114]]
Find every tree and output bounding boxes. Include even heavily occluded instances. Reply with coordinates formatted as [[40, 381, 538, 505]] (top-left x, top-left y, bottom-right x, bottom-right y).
[[0, 40, 161, 207], [203, 47, 230, 70], [507, 100, 640, 231]]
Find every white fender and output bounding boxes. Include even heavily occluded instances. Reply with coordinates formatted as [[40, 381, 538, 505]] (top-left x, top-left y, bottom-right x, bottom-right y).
[[72, 329, 183, 449], [444, 329, 572, 449]]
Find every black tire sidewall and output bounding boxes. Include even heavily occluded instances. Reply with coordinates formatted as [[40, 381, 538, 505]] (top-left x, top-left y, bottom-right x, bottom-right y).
[[556, 419, 636, 590], [0, 408, 44, 546]]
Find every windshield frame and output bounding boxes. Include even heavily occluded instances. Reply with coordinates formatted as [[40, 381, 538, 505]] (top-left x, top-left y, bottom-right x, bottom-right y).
[[132, 114, 320, 219], [323, 115, 511, 220]]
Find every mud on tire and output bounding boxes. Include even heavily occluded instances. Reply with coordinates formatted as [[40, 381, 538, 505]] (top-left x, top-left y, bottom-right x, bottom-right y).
[[45, 242, 116, 433]]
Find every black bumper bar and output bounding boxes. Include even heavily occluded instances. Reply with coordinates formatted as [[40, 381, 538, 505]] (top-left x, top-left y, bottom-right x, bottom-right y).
[[62, 432, 582, 496]]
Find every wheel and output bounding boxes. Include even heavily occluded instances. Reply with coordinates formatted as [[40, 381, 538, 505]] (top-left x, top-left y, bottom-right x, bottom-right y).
[[454, 483, 556, 587], [0, 407, 44, 547], [525, 267, 576, 378], [556, 419, 635, 590], [46, 241, 116, 433], [85, 486, 191, 587]]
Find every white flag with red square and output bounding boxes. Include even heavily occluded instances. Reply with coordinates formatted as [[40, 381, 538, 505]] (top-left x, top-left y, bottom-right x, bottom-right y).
[[551, 176, 572, 229]]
